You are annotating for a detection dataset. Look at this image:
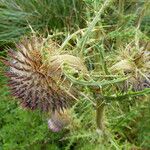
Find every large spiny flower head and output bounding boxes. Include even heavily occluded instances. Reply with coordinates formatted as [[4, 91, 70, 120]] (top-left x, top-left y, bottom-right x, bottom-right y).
[[2, 36, 87, 131]]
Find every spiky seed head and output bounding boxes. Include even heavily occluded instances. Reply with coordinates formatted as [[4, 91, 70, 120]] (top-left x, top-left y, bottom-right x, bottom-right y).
[[2, 36, 87, 113], [111, 46, 150, 91]]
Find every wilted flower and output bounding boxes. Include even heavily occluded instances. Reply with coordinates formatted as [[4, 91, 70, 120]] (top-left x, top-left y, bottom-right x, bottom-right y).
[[1, 36, 87, 131], [111, 45, 150, 91]]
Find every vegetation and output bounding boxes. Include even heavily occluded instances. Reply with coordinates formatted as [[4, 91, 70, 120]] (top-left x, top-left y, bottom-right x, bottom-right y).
[[0, 0, 150, 150]]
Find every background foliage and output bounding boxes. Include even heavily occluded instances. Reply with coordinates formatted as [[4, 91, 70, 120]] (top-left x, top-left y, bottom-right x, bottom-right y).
[[0, 0, 150, 150]]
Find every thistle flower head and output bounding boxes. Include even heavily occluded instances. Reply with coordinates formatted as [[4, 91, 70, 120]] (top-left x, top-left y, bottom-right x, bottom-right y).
[[111, 45, 150, 91], [2, 36, 87, 113], [48, 109, 72, 132]]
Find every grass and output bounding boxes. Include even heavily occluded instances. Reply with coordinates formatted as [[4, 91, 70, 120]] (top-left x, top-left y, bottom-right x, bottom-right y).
[[0, 0, 150, 150], [0, 0, 86, 46]]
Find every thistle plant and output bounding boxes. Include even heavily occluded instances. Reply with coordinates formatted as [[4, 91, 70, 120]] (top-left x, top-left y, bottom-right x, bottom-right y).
[[1, 36, 88, 132], [2, 0, 149, 135], [1, 34, 129, 133], [1, 2, 150, 149]]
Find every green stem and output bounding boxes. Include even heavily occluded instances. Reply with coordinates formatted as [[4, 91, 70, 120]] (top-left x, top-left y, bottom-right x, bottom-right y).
[[96, 97, 105, 131]]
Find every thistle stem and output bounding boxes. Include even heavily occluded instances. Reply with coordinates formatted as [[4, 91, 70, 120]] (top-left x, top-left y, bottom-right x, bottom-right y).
[[96, 96, 105, 131]]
